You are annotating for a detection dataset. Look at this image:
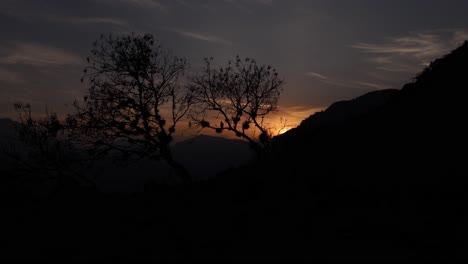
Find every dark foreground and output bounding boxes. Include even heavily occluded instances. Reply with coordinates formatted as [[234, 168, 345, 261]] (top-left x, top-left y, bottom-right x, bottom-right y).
[[3, 41, 468, 262], [2, 162, 467, 262]]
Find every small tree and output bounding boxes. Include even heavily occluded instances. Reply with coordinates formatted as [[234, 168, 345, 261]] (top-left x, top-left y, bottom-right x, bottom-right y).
[[68, 33, 192, 182], [3, 103, 91, 194], [190, 56, 284, 157]]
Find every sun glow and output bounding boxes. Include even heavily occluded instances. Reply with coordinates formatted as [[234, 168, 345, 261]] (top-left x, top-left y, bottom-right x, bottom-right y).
[[267, 106, 324, 136], [278, 127, 292, 135]]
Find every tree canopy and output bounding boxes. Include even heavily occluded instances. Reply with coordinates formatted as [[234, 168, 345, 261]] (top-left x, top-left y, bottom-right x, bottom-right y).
[[68, 33, 192, 181], [190, 56, 284, 156]]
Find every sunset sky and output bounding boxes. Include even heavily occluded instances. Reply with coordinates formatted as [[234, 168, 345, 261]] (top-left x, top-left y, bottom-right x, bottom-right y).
[[1, 0, 468, 137]]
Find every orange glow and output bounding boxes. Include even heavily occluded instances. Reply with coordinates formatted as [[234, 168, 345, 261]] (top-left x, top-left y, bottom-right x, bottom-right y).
[[265, 106, 324, 136], [172, 105, 325, 140], [278, 127, 292, 135]]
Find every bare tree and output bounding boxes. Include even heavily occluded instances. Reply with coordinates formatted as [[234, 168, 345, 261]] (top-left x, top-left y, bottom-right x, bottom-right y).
[[190, 56, 284, 157], [67, 33, 192, 182]]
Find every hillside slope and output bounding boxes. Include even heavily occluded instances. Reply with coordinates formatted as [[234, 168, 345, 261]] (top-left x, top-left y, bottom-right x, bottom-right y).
[[241, 41, 468, 260]]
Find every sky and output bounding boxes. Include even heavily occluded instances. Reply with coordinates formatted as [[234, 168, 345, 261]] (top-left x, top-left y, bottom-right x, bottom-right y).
[[1, 0, 468, 137]]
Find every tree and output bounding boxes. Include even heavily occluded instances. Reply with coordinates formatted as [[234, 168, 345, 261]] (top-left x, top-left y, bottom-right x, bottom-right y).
[[68, 33, 192, 182], [3, 103, 92, 195], [190, 56, 284, 157]]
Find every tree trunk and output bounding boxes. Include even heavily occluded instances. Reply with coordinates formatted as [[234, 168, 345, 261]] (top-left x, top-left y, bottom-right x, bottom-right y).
[[160, 144, 191, 184]]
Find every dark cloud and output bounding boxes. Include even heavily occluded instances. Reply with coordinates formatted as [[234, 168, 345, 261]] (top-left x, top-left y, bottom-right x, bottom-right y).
[[1, 0, 468, 125]]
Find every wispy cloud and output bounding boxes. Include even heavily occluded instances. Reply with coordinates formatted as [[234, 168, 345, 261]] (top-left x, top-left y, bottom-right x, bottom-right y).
[[0, 42, 82, 66], [305, 71, 327, 79], [352, 33, 442, 58], [273, 105, 325, 130], [349, 81, 389, 90], [279, 105, 324, 119], [309, 74, 391, 91], [352, 29, 468, 73], [173, 30, 233, 45], [51, 16, 128, 27]]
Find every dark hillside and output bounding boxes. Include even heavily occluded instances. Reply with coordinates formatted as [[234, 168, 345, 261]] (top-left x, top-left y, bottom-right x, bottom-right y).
[[251, 40, 468, 260], [2, 42, 468, 261]]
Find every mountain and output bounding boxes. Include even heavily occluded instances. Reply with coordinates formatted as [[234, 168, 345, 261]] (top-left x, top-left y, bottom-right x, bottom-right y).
[[173, 134, 255, 180], [91, 134, 254, 192], [276, 42, 468, 154], [235, 41, 468, 260], [276, 88, 398, 143]]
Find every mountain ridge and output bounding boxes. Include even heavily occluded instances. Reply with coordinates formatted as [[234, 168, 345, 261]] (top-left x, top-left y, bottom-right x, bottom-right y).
[[276, 88, 398, 143], [227, 40, 468, 260]]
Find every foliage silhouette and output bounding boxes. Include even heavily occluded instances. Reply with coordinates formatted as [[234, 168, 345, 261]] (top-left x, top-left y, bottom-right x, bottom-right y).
[[5, 103, 93, 194], [190, 56, 283, 157], [67, 33, 193, 182]]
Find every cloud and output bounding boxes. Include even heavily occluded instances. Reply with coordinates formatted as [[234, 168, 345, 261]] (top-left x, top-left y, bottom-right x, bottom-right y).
[[173, 30, 233, 45], [305, 71, 327, 79], [222, 0, 274, 14], [279, 105, 324, 119], [309, 74, 390, 91], [121, 0, 164, 9], [352, 33, 442, 58], [52, 16, 128, 27], [93, 0, 167, 11], [352, 29, 468, 73], [349, 81, 389, 90], [0, 68, 24, 83], [175, 0, 191, 8], [115, 0, 166, 11], [253, 0, 274, 5], [272, 105, 324, 130], [225, 0, 274, 5], [0, 42, 82, 66]]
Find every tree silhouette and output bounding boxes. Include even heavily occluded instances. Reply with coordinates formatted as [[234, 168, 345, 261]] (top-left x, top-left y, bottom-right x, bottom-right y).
[[190, 56, 284, 157], [5, 103, 92, 194], [68, 33, 192, 182]]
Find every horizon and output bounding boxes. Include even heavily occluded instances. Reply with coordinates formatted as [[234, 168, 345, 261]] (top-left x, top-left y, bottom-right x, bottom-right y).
[[2, 1, 468, 139]]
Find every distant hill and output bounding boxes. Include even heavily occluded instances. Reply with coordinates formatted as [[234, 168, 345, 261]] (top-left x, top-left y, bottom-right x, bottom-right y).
[[0, 118, 254, 192], [92, 134, 254, 192], [0, 118, 15, 139], [173, 134, 255, 180]]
